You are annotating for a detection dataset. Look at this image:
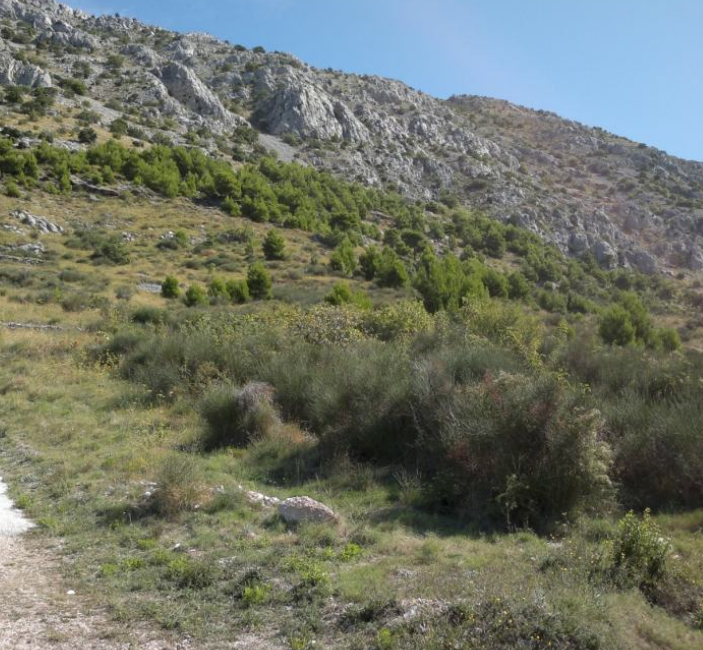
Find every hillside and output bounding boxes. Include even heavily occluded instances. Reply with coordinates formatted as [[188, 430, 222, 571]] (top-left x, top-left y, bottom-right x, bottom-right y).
[[1, 2, 703, 650], [1, 0, 703, 276]]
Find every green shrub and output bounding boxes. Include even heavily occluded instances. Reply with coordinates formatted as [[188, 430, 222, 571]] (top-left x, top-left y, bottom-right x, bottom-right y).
[[161, 275, 180, 299], [415, 371, 613, 527], [375, 247, 408, 288], [599, 306, 635, 346], [609, 509, 670, 589], [92, 236, 130, 265], [225, 279, 250, 304], [200, 382, 280, 449], [325, 282, 372, 309], [330, 238, 357, 276], [651, 327, 681, 352], [131, 306, 165, 325], [109, 118, 129, 137], [262, 228, 286, 260], [208, 277, 229, 301], [184, 284, 208, 307], [77, 127, 98, 144], [247, 263, 272, 300], [59, 78, 88, 96], [5, 180, 21, 198], [507, 271, 531, 300]]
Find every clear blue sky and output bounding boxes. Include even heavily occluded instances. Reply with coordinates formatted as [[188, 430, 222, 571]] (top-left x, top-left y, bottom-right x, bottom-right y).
[[72, 0, 703, 161]]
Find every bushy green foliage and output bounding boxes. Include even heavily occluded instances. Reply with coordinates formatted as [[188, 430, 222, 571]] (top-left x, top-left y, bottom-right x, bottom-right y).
[[112, 310, 611, 527], [556, 336, 703, 509], [325, 282, 372, 309], [247, 263, 273, 300], [91, 235, 130, 265], [415, 371, 612, 527], [330, 238, 357, 276], [262, 228, 286, 260], [609, 510, 670, 589], [599, 305, 635, 346], [161, 275, 180, 299], [184, 284, 208, 307], [200, 382, 279, 449], [109, 118, 129, 137], [375, 247, 408, 288], [225, 278, 250, 304], [59, 77, 88, 96], [77, 127, 98, 145]]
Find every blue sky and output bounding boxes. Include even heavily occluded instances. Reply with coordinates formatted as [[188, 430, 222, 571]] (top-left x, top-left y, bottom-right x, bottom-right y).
[[72, 0, 703, 161]]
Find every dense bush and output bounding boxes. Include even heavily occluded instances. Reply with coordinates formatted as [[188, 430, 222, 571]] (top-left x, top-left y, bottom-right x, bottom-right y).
[[110, 310, 616, 528], [184, 284, 208, 307], [161, 275, 180, 299], [247, 263, 273, 300], [608, 510, 670, 589], [413, 370, 612, 527], [200, 382, 280, 449], [324, 282, 372, 309]]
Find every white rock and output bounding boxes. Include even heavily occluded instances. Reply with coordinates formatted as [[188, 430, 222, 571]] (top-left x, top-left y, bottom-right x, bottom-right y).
[[278, 496, 337, 525]]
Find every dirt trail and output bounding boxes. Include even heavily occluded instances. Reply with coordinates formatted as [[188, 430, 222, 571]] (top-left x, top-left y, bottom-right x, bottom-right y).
[[0, 476, 184, 650]]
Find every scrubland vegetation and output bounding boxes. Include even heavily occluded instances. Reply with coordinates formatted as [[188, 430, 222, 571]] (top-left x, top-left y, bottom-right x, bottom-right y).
[[1, 102, 703, 649]]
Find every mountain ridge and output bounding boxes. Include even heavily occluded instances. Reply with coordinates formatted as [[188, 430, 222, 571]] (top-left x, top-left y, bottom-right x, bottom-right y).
[[2, 0, 703, 274]]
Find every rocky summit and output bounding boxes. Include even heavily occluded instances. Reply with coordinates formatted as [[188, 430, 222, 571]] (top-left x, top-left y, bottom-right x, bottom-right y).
[[1, 0, 703, 274]]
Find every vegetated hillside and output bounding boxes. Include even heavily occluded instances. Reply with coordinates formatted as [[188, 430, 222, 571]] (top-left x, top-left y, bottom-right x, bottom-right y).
[[2, 0, 703, 276], [2, 2, 703, 649]]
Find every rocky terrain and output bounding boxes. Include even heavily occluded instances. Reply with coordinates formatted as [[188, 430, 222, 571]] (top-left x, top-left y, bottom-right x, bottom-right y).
[[1, 0, 703, 274]]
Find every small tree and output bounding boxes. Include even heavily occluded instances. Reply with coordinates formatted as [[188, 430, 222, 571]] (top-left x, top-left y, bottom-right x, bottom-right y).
[[247, 263, 272, 300], [507, 271, 531, 300], [376, 247, 408, 288], [161, 275, 180, 299], [262, 229, 286, 260], [330, 238, 357, 276], [359, 245, 380, 281]]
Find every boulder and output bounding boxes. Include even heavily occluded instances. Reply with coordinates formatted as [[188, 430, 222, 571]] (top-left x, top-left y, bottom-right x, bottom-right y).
[[278, 496, 337, 525], [688, 247, 703, 271], [593, 240, 617, 269], [627, 250, 657, 276], [567, 232, 589, 255]]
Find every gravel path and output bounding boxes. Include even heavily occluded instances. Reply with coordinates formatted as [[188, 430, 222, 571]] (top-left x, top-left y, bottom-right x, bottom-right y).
[[0, 476, 184, 649]]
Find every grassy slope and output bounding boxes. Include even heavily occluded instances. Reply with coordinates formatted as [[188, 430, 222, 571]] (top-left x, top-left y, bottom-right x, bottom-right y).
[[1, 109, 703, 648], [1, 328, 703, 649]]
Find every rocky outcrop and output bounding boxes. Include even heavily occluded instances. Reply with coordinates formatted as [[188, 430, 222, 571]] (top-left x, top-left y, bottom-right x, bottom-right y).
[[0, 52, 51, 87], [154, 62, 244, 130], [259, 83, 369, 143], [10, 210, 64, 234]]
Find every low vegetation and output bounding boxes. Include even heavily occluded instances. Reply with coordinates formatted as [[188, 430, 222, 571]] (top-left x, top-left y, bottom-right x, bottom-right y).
[[0, 98, 702, 649]]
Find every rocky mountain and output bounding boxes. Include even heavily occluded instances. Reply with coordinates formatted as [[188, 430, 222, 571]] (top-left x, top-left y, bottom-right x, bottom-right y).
[[2, 0, 703, 274]]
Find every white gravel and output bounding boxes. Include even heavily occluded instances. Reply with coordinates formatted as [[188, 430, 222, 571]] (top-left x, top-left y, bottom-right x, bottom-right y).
[[0, 476, 34, 536]]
